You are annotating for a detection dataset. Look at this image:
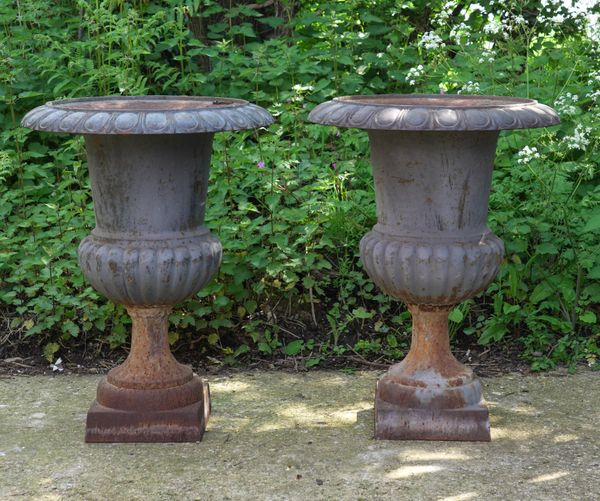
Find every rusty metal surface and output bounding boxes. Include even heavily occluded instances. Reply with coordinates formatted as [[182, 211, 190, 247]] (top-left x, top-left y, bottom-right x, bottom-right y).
[[308, 93, 560, 131], [374, 305, 490, 441], [21, 95, 273, 443], [21, 95, 274, 134], [375, 395, 491, 441], [86, 379, 210, 443], [309, 94, 560, 441]]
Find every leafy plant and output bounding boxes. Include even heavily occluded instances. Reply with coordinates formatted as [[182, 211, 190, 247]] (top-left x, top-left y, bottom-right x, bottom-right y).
[[0, 0, 598, 370]]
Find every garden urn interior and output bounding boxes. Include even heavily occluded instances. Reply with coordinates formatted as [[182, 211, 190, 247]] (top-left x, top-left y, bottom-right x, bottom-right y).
[[309, 94, 559, 441], [22, 96, 273, 442]]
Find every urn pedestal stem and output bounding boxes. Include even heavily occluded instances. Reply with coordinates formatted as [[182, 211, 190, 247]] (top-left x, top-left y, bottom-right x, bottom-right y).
[[309, 94, 559, 441], [22, 96, 273, 442]]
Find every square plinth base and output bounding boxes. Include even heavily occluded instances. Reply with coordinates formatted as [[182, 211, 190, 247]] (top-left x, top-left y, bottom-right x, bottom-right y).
[[85, 382, 210, 443], [375, 395, 491, 442]]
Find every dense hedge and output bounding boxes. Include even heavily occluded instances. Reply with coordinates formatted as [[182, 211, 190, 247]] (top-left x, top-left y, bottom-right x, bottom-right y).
[[0, 0, 599, 370]]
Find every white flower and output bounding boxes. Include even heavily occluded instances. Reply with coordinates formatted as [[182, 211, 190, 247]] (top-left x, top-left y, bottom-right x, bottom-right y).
[[554, 93, 580, 116], [586, 89, 600, 101], [405, 65, 424, 86], [458, 81, 481, 94], [419, 31, 445, 50], [587, 70, 600, 86], [562, 124, 593, 150], [467, 3, 487, 17], [483, 15, 503, 35], [450, 22, 471, 45], [478, 45, 496, 63], [517, 146, 541, 165]]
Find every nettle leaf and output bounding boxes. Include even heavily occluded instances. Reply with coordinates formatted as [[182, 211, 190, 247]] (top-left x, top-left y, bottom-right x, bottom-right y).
[[283, 340, 303, 356], [304, 357, 321, 369], [583, 211, 600, 233], [579, 311, 597, 324], [530, 282, 555, 304], [588, 266, 600, 280], [352, 307, 373, 319], [448, 308, 464, 323], [479, 322, 509, 345], [535, 242, 559, 255]]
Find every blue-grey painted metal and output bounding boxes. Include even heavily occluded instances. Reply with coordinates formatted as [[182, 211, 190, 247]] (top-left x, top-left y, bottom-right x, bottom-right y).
[[21, 96, 273, 134], [308, 94, 559, 131], [22, 95, 273, 443], [309, 94, 559, 441]]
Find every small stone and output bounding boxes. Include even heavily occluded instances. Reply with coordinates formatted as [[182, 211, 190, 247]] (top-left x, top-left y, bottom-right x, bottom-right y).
[[316, 479, 324, 486]]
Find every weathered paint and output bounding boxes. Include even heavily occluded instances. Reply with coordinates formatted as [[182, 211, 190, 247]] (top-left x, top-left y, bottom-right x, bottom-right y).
[[22, 96, 273, 443], [309, 94, 559, 441]]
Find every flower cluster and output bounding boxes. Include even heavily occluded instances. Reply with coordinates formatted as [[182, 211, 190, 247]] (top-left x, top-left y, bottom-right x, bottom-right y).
[[537, 0, 600, 41], [587, 70, 600, 86], [562, 124, 593, 151], [432, 1, 459, 26], [405, 65, 424, 86], [450, 22, 472, 46], [586, 89, 600, 102], [478, 42, 496, 63], [483, 14, 503, 35], [517, 146, 541, 165], [554, 93, 580, 116], [419, 31, 445, 50], [457, 81, 481, 94]]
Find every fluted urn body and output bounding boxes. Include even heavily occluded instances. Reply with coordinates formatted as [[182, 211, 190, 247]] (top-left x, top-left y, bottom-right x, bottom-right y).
[[309, 95, 559, 441], [22, 96, 273, 442]]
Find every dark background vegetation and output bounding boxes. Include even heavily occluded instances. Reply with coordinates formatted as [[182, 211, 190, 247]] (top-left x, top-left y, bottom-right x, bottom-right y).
[[0, 0, 599, 371]]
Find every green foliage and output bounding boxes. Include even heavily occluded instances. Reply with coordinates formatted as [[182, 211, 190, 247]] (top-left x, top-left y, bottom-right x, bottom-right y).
[[0, 0, 599, 369]]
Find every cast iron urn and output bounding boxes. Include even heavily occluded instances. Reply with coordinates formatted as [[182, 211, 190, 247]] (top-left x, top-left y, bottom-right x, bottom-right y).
[[22, 96, 273, 442], [309, 95, 559, 441]]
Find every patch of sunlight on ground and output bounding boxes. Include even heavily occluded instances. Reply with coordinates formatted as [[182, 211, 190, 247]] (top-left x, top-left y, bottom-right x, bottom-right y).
[[209, 380, 252, 393], [386, 464, 445, 479], [529, 471, 570, 483], [437, 492, 478, 501], [509, 403, 540, 416], [254, 401, 372, 432], [330, 402, 372, 423], [398, 449, 471, 461], [553, 433, 579, 443], [491, 426, 541, 440]]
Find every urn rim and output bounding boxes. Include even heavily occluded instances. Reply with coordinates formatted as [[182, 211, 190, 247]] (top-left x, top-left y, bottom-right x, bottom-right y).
[[21, 95, 274, 135], [308, 93, 560, 131]]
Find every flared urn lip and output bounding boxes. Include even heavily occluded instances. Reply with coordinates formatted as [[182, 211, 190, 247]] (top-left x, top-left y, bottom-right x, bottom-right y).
[[308, 93, 560, 131], [21, 95, 274, 135]]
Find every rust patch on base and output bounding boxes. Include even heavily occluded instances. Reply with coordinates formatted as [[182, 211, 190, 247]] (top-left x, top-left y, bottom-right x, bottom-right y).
[[86, 379, 210, 443], [375, 387, 490, 441], [375, 304, 490, 441], [86, 306, 211, 443]]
